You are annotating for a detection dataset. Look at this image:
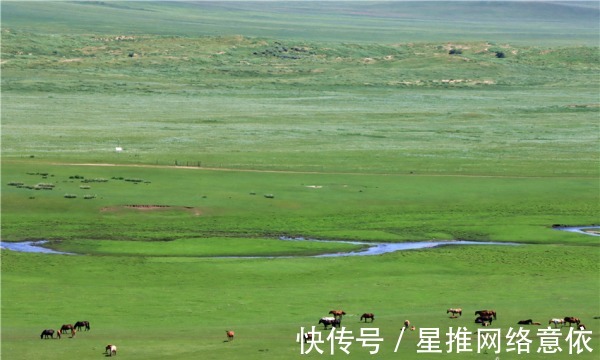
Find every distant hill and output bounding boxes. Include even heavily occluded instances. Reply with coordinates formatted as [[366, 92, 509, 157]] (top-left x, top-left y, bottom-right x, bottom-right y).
[[1, 1, 598, 45]]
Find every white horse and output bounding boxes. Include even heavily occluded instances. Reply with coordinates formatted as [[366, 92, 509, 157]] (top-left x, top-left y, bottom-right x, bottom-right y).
[[105, 344, 117, 356], [549, 318, 564, 328]]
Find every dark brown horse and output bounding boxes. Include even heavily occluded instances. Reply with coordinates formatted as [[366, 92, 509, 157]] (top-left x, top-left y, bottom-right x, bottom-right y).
[[329, 310, 346, 318], [360, 313, 375, 322], [60, 324, 74, 334], [319, 317, 340, 329], [74, 321, 90, 331], [303, 332, 313, 343], [564, 317, 581, 327], [40, 329, 55, 339], [475, 316, 494, 325], [475, 310, 497, 320], [518, 319, 533, 325]]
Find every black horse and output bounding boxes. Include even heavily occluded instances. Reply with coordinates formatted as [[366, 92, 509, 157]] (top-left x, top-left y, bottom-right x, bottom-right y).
[[40, 329, 55, 339], [518, 319, 533, 325], [318, 317, 340, 329], [74, 321, 90, 331]]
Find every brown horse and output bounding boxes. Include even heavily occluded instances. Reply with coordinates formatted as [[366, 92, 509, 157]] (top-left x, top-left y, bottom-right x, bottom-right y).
[[475, 310, 497, 320], [360, 313, 375, 322], [403, 320, 410, 329], [518, 319, 533, 325], [105, 344, 117, 356], [319, 317, 340, 330], [74, 321, 90, 331], [60, 324, 74, 334], [564, 317, 581, 327], [447, 308, 462, 317], [329, 310, 346, 318], [226, 330, 235, 341], [40, 329, 55, 339]]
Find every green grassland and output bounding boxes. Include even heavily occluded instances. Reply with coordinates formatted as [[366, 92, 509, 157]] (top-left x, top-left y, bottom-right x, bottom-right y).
[[1, 1, 599, 359]]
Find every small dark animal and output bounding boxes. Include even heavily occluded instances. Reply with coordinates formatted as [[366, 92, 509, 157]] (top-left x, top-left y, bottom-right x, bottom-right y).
[[475, 316, 494, 325], [518, 319, 533, 325], [319, 317, 340, 330], [226, 330, 235, 341], [360, 313, 375, 322], [40, 329, 55, 339], [74, 321, 90, 331], [303, 332, 313, 343], [475, 310, 497, 320], [578, 324, 586, 330], [403, 320, 411, 329], [564, 317, 581, 327]]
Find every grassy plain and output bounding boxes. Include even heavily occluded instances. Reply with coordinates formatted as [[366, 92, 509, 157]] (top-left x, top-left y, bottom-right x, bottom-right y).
[[1, 1, 599, 359]]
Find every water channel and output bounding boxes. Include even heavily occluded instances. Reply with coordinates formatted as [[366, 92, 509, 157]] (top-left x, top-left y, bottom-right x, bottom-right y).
[[1, 226, 595, 257]]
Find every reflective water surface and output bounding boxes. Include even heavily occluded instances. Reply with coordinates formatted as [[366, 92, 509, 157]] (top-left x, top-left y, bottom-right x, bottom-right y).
[[1, 226, 595, 257]]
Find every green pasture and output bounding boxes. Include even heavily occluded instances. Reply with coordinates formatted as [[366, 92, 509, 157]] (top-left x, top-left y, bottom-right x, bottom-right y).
[[2, 243, 599, 359], [1, 1, 599, 359], [2, 162, 598, 244]]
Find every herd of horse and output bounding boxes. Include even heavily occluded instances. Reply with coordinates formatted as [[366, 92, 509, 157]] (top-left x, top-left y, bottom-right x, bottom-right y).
[[549, 317, 585, 329], [40, 320, 118, 356], [446, 308, 585, 330], [316, 308, 585, 333], [39, 321, 90, 340], [317, 310, 412, 331]]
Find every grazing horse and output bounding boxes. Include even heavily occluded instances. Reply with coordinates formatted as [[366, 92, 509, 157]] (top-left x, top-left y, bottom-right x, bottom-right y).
[[329, 310, 346, 318], [475, 310, 497, 320], [475, 316, 493, 325], [518, 319, 533, 325], [447, 308, 462, 318], [403, 320, 410, 329], [40, 329, 55, 339], [226, 330, 235, 341], [74, 321, 90, 331], [578, 324, 586, 330], [60, 324, 74, 334], [105, 344, 117, 356], [360, 313, 375, 322], [319, 317, 340, 330], [564, 317, 581, 327], [549, 318, 565, 328]]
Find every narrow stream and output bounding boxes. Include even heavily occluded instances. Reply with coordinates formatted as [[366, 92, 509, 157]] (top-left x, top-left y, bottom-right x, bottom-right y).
[[1, 226, 595, 257]]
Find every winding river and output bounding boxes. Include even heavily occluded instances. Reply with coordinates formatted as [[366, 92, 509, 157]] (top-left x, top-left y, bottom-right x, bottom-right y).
[[0, 226, 595, 257]]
